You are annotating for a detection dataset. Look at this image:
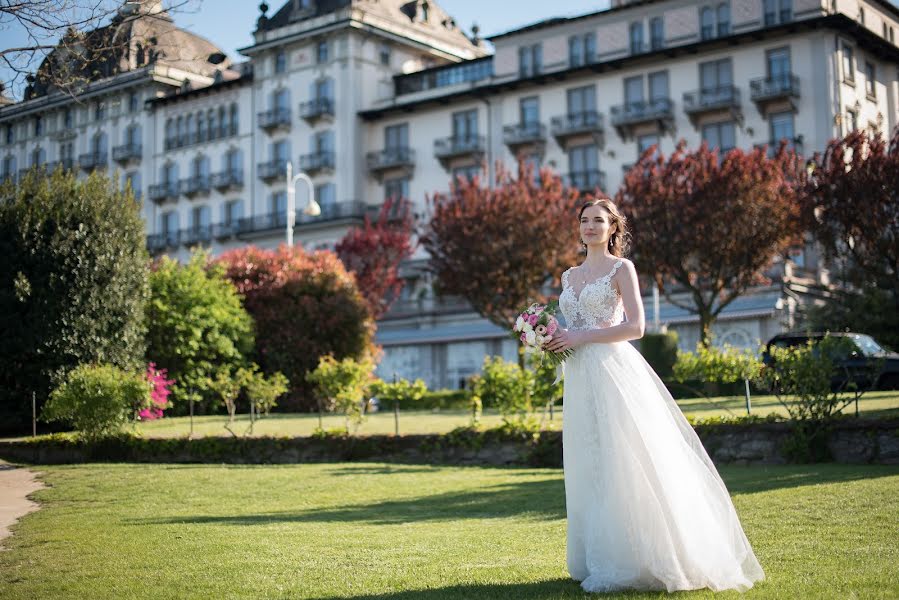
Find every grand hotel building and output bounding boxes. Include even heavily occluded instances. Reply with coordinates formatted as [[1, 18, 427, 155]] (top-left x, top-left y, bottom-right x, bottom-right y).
[[2, 0, 898, 388]]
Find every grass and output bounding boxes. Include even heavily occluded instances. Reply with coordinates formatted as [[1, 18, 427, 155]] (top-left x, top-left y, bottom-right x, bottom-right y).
[[0, 462, 896, 599], [119, 390, 899, 440]]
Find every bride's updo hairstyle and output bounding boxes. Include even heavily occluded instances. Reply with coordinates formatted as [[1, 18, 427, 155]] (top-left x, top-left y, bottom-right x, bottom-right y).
[[578, 197, 631, 258]]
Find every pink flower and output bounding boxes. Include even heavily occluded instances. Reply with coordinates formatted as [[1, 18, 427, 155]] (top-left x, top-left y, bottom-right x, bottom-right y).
[[535, 324, 547, 335], [520, 333, 527, 342], [528, 314, 539, 326], [547, 319, 558, 335], [520, 312, 528, 321]]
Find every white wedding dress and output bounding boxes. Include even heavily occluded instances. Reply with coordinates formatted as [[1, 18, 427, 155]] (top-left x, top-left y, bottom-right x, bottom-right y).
[[558, 260, 765, 593]]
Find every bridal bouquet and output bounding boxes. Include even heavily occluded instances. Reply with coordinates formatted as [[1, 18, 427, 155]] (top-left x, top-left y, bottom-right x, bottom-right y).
[[512, 302, 573, 366]]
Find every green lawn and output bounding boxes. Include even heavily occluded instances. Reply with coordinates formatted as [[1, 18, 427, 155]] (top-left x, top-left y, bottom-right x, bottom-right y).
[[118, 390, 899, 440], [0, 462, 896, 599]]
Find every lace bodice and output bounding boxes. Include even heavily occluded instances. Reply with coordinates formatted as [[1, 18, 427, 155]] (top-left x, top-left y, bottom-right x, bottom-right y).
[[559, 260, 625, 331]]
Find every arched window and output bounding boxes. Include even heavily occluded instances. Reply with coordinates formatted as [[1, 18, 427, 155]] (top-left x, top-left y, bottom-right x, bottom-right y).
[[32, 147, 46, 166]]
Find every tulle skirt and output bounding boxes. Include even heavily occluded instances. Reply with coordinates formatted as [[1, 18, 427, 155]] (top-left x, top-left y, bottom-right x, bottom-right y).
[[562, 340, 765, 593]]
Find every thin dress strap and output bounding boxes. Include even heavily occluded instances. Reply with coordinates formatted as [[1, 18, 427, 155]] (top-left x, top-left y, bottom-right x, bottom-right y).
[[562, 268, 571, 289], [608, 260, 624, 279]]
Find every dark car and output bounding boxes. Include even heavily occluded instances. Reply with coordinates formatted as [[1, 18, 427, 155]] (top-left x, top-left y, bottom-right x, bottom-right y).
[[762, 332, 899, 391]]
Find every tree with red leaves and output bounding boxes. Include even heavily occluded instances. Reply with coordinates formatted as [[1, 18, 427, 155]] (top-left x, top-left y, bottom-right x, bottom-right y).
[[802, 127, 899, 349], [335, 198, 416, 320], [422, 162, 582, 328], [616, 141, 805, 347], [215, 245, 376, 412]]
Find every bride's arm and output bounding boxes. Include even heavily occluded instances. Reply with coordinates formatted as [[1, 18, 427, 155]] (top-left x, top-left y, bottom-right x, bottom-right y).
[[545, 260, 645, 351]]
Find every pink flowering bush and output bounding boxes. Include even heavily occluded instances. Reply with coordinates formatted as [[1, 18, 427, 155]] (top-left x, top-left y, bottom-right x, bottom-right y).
[[140, 363, 174, 420]]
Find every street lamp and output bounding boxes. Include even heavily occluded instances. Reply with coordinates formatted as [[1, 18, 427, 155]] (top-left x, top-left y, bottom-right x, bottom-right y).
[[285, 160, 321, 247]]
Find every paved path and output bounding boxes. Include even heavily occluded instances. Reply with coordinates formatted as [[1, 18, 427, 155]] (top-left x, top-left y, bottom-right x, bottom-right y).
[[0, 461, 44, 550]]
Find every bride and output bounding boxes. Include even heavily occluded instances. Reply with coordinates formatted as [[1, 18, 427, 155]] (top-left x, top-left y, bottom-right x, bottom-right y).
[[543, 198, 765, 593]]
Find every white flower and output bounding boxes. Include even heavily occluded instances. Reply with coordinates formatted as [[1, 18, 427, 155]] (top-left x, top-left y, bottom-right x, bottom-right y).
[[522, 322, 533, 333], [535, 335, 545, 346], [525, 330, 536, 346], [515, 316, 524, 332], [544, 335, 553, 343]]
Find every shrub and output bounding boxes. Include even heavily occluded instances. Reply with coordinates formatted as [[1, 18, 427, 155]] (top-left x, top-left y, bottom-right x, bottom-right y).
[[41, 364, 151, 441], [216, 245, 375, 411], [470, 356, 532, 422], [306, 355, 375, 433], [0, 168, 149, 432], [525, 349, 562, 409], [639, 330, 679, 379], [674, 344, 763, 385], [241, 365, 289, 416], [370, 377, 427, 409], [145, 252, 254, 415]]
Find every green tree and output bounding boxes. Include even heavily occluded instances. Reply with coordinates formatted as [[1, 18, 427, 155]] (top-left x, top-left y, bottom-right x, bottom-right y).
[[41, 363, 151, 441], [240, 364, 289, 416], [306, 355, 375, 434], [470, 356, 533, 422], [0, 168, 148, 432], [145, 252, 254, 414]]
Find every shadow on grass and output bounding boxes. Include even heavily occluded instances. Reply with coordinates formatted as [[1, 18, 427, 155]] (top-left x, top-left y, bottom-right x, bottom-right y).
[[308, 579, 673, 600], [134, 477, 566, 526], [719, 464, 899, 495]]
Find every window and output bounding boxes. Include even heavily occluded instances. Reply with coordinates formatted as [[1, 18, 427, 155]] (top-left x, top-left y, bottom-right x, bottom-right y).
[[519, 96, 539, 126], [126, 124, 141, 147], [568, 33, 596, 67], [842, 44, 855, 83], [845, 108, 858, 132], [34, 116, 43, 136], [271, 190, 287, 216], [650, 17, 664, 50], [274, 88, 290, 112], [764, 0, 792, 25], [229, 103, 239, 135], [3, 124, 12, 145], [225, 148, 242, 175], [385, 123, 409, 150], [451, 164, 480, 183], [767, 47, 791, 89], [176, 116, 186, 146], [637, 134, 659, 155], [770, 111, 795, 143], [217, 106, 227, 138], [63, 108, 73, 129], [124, 171, 141, 196], [274, 50, 287, 74], [384, 178, 409, 202], [128, 92, 139, 112], [316, 40, 328, 64], [94, 101, 106, 121], [717, 3, 730, 35], [1, 155, 16, 181], [31, 147, 46, 166], [700, 7, 714, 39], [567, 85, 596, 120], [313, 131, 334, 156], [648, 71, 669, 102], [273, 140, 290, 164], [518, 44, 542, 77], [701, 121, 736, 154], [59, 142, 74, 165], [161, 211, 178, 235], [163, 162, 179, 186], [699, 59, 733, 101], [198, 113, 207, 142], [314, 78, 333, 100], [187, 115, 197, 144], [452, 109, 478, 141], [629, 22, 644, 54], [379, 43, 391, 66], [207, 109, 217, 140], [92, 132, 107, 156], [568, 144, 599, 189], [864, 62, 876, 98], [223, 200, 243, 225], [624, 75, 644, 106], [191, 205, 211, 231]]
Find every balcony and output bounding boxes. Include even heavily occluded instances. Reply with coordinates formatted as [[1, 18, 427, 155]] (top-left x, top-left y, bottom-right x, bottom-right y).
[[382, 295, 473, 319], [503, 122, 547, 151], [298, 151, 335, 175], [683, 86, 741, 126], [78, 151, 108, 171], [181, 225, 213, 246], [237, 201, 367, 238], [750, 74, 800, 113], [610, 98, 674, 139], [213, 221, 241, 240], [148, 182, 179, 204], [179, 175, 211, 197], [550, 111, 605, 146], [211, 170, 244, 191], [146, 231, 179, 253], [45, 158, 74, 172], [433, 135, 486, 168], [257, 108, 291, 132], [112, 143, 142, 163], [299, 98, 334, 123], [566, 170, 607, 193], [366, 147, 415, 180], [257, 159, 287, 182]]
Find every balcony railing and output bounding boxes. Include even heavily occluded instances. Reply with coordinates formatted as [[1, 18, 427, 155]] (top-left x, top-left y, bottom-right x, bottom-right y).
[[112, 143, 142, 163], [299, 98, 335, 122], [237, 202, 368, 237], [750, 74, 800, 103], [550, 111, 604, 144], [503, 122, 547, 148], [257, 108, 292, 131], [146, 231, 179, 253], [566, 169, 607, 192], [211, 170, 244, 191], [433, 136, 486, 164], [257, 159, 287, 181], [298, 151, 335, 174], [382, 295, 473, 319], [683, 86, 741, 114], [610, 98, 674, 127], [182, 225, 213, 246], [366, 147, 415, 175], [213, 222, 241, 240], [45, 158, 74, 172], [78, 151, 108, 171], [148, 182, 179, 203], [179, 175, 211, 197]]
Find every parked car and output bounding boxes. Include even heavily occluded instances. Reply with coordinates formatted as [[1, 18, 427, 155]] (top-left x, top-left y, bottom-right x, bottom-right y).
[[762, 332, 899, 391]]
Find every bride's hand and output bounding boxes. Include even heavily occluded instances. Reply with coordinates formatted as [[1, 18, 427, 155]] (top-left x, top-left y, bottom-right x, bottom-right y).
[[544, 328, 579, 353]]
